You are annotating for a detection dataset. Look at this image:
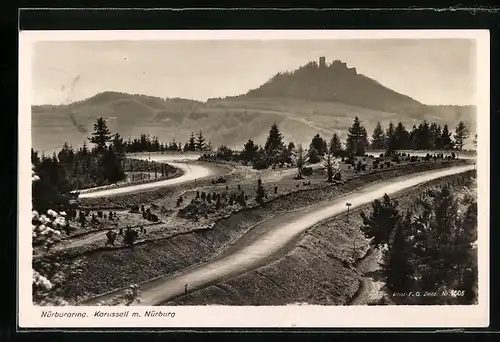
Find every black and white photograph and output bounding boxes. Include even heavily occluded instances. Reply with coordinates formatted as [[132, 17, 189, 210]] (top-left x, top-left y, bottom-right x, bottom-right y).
[[19, 30, 489, 328]]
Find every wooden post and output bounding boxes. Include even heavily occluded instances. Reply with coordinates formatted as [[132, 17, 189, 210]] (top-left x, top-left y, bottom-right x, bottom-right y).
[[346, 203, 352, 222]]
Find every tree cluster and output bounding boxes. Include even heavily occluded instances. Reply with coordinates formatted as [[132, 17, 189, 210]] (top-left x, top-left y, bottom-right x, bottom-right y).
[[360, 180, 477, 304], [32, 118, 128, 210], [123, 130, 212, 153], [370, 120, 470, 152]]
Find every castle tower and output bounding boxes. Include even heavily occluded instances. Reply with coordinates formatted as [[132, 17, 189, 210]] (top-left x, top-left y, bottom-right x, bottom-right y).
[[319, 56, 326, 68]]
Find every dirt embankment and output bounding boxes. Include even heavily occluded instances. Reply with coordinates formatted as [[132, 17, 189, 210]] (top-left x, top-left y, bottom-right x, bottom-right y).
[[59, 160, 467, 302], [168, 171, 475, 306]]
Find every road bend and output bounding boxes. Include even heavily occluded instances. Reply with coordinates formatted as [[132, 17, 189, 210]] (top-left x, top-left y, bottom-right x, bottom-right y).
[[80, 164, 474, 306]]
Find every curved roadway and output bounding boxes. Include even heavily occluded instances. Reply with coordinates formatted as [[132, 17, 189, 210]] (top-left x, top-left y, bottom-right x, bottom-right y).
[[78, 154, 218, 199], [80, 164, 474, 306]]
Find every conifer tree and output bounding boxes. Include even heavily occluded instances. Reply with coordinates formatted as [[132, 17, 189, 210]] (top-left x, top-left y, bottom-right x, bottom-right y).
[[323, 151, 340, 183], [409, 125, 419, 150], [385, 121, 397, 154], [188, 132, 196, 152], [310, 134, 327, 156], [454, 121, 470, 151], [421, 186, 459, 291], [264, 123, 285, 153], [296, 144, 305, 178], [89, 117, 112, 153], [440, 125, 454, 150], [307, 148, 321, 164], [429, 122, 441, 150], [371, 122, 386, 150], [329, 133, 343, 156], [196, 130, 206, 151], [346, 117, 369, 156], [383, 211, 415, 295], [242, 139, 259, 162], [394, 122, 409, 150], [360, 194, 401, 248]]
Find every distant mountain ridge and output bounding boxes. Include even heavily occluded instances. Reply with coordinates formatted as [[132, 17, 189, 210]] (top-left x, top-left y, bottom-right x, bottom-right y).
[[32, 59, 477, 153]]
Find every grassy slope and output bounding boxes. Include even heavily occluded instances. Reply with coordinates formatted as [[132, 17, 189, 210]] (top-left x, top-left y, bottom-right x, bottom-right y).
[[32, 93, 476, 154]]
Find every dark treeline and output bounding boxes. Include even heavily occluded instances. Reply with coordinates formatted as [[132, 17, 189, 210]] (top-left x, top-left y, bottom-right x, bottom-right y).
[[370, 119, 470, 152], [124, 130, 213, 153], [32, 118, 171, 212], [32, 118, 127, 212], [201, 117, 471, 171], [360, 175, 477, 304]]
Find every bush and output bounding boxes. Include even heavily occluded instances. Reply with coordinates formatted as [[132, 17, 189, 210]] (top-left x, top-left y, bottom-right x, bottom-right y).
[[253, 160, 268, 170], [302, 167, 313, 176]]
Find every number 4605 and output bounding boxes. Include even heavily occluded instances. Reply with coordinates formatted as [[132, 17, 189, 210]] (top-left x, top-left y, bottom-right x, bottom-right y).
[[449, 290, 465, 297]]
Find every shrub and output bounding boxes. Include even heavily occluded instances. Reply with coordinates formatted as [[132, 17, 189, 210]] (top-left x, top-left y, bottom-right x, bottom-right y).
[[237, 192, 246, 207], [302, 167, 313, 176], [255, 178, 266, 205]]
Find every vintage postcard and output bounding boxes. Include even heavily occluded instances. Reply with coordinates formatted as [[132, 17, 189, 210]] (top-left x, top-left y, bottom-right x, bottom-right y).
[[19, 30, 489, 328]]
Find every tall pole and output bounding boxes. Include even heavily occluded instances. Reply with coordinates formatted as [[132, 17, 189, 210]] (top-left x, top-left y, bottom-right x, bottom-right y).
[[346, 203, 352, 222]]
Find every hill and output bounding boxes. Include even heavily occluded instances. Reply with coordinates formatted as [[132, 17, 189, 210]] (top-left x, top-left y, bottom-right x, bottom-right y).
[[31, 60, 477, 153], [242, 59, 426, 117]]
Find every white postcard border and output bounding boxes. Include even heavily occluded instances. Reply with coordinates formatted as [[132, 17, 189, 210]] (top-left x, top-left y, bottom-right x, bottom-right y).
[[18, 29, 490, 328]]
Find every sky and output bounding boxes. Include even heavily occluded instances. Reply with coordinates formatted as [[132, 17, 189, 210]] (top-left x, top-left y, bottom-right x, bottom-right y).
[[32, 39, 476, 106]]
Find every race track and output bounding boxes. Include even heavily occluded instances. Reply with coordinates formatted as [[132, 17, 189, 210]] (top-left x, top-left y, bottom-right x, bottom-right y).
[[80, 164, 474, 306]]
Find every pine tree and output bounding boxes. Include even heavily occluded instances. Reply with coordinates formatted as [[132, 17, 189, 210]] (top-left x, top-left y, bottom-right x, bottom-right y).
[[440, 125, 454, 150], [57, 142, 75, 166], [169, 139, 178, 151], [264, 123, 284, 153], [425, 186, 460, 289], [454, 121, 470, 151], [255, 178, 266, 205], [346, 117, 369, 156], [360, 194, 401, 249], [188, 132, 196, 151], [455, 201, 477, 304], [329, 133, 343, 156], [394, 122, 409, 150], [242, 139, 259, 162], [296, 144, 305, 178], [385, 121, 397, 154], [371, 122, 386, 150], [323, 151, 340, 182], [409, 125, 419, 150], [196, 130, 206, 151], [307, 148, 320, 164], [429, 122, 441, 150], [89, 117, 112, 153], [309, 134, 327, 156], [383, 211, 415, 295], [416, 121, 432, 150], [151, 136, 161, 151], [112, 133, 125, 160]]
